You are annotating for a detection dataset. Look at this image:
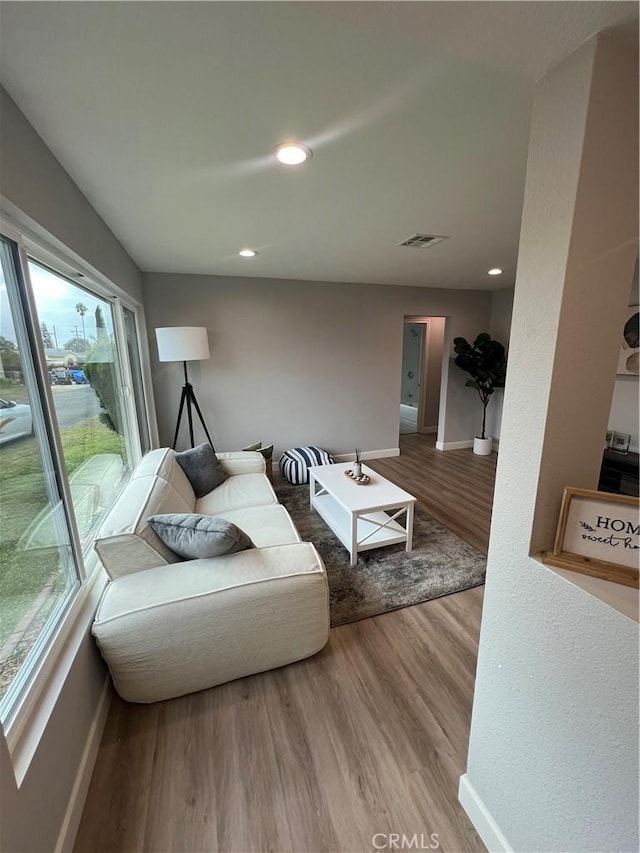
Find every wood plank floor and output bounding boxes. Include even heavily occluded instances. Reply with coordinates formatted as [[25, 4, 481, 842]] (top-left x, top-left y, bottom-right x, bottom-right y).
[[369, 434, 497, 555], [74, 437, 497, 853]]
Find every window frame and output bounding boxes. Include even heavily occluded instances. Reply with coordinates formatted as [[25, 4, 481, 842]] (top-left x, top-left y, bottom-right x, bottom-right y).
[[121, 303, 155, 455], [27, 257, 142, 512], [119, 292, 159, 449], [0, 237, 84, 729], [0, 215, 156, 763]]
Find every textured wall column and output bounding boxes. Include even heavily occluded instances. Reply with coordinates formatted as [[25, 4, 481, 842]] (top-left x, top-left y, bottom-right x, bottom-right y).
[[461, 34, 638, 853]]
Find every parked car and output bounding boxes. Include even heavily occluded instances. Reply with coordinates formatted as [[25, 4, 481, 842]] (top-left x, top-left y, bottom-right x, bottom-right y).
[[50, 368, 72, 385], [0, 398, 33, 445], [69, 368, 88, 384]]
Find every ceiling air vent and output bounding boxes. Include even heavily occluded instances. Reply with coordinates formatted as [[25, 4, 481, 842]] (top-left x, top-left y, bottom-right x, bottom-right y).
[[397, 233, 448, 248]]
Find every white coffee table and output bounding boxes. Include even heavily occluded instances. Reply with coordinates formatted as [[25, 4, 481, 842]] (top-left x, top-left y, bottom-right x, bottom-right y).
[[308, 461, 416, 567]]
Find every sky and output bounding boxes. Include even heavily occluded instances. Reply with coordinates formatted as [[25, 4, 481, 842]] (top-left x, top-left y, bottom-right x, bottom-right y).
[[0, 260, 114, 349]]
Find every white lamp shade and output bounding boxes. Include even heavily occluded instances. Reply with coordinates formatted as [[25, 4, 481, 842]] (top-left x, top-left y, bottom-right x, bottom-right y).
[[155, 327, 210, 362]]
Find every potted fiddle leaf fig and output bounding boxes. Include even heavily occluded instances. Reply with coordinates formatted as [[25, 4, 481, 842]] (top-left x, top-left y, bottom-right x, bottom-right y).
[[453, 332, 507, 455]]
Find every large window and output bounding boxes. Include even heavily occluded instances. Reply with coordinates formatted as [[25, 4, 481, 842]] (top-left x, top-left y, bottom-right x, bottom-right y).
[[0, 231, 151, 725], [28, 262, 132, 548], [0, 240, 79, 707]]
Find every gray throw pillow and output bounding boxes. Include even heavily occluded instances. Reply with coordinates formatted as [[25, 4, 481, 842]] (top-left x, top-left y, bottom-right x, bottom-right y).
[[175, 442, 227, 498], [148, 513, 254, 560]]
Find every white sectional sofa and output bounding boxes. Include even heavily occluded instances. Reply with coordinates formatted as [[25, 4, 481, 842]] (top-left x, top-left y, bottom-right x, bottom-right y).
[[92, 448, 329, 703]]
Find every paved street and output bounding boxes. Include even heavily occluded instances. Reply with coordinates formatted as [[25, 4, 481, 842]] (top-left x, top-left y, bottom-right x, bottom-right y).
[[0, 384, 102, 448], [51, 384, 101, 428]]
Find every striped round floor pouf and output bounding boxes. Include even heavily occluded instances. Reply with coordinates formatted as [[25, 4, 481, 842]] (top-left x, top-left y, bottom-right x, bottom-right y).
[[279, 446, 334, 485]]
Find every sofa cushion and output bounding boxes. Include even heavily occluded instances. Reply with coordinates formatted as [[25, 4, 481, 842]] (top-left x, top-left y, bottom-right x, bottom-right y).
[[131, 447, 195, 508], [216, 451, 265, 476], [195, 473, 278, 515], [213, 505, 301, 548], [94, 474, 193, 579], [92, 543, 330, 703], [148, 513, 254, 559], [175, 443, 227, 498]]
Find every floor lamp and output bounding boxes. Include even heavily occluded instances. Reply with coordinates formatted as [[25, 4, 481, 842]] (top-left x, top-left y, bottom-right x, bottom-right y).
[[155, 326, 215, 450]]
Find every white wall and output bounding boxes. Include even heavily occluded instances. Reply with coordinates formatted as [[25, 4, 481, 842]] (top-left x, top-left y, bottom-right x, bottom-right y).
[[0, 88, 142, 303], [438, 352, 483, 446], [0, 92, 142, 852], [0, 638, 106, 853], [142, 273, 492, 457], [489, 287, 514, 345], [422, 317, 445, 430], [486, 287, 514, 440], [461, 34, 639, 853], [608, 263, 639, 452]]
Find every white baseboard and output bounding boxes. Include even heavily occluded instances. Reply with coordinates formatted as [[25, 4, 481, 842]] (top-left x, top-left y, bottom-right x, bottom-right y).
[[458, 774, 513, 853], [435, 439, 500, 452], [55, 675, 112, 853], [272, 447, 400, 471], [333, 447, 400, 463], [436, 439, 473, 451]]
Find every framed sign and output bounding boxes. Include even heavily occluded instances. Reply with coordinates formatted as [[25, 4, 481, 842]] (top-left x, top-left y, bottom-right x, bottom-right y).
[[543, 488, 639, 588]]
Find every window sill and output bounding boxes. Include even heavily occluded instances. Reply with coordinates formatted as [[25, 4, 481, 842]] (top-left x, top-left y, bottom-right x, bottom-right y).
[[4, 562, 108, 786]]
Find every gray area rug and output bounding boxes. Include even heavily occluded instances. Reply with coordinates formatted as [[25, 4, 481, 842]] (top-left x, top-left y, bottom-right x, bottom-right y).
[[275, 481, 487, 627]]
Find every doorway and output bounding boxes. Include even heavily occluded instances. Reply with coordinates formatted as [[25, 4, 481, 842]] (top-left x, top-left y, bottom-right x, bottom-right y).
[[399, 317, 445, 436]]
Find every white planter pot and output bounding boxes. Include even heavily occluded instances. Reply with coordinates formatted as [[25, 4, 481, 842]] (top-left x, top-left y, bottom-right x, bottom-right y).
[[473, 437, 493, 456]]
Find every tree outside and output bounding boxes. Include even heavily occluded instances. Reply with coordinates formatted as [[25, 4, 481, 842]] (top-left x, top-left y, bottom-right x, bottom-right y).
[[0, 336, 21, 375], [63, 336, 92, 353], [75, 302, 88, 340], [40, 323, 54, 348]]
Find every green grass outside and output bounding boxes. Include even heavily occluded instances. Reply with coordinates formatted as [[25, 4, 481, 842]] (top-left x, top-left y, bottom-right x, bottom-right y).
[[0, 418, 125, 653], [0, 378, 29, 405]]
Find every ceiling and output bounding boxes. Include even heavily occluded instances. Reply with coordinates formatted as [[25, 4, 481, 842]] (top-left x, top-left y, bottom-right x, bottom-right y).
[[0, 2, 637, 290]]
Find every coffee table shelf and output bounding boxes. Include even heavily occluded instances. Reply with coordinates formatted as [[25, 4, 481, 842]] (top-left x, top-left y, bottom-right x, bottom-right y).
[[308, 461, 416, 567]]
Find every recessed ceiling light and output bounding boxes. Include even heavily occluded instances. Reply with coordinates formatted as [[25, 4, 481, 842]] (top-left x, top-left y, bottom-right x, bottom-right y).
[[274, 142, 312, 166], [488, 268, 503, 276], [239, 249, 257, 258]]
